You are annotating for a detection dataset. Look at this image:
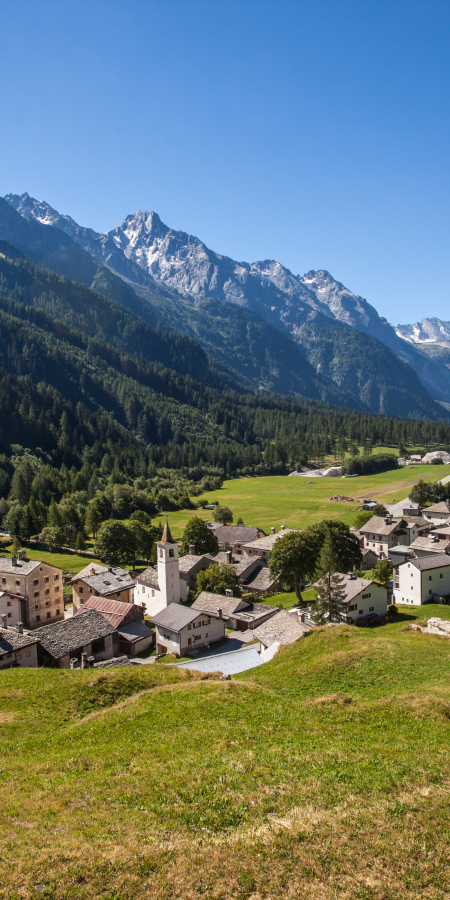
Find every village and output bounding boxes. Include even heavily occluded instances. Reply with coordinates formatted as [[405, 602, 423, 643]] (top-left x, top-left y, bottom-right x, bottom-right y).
[[2, 484, 450, 676]]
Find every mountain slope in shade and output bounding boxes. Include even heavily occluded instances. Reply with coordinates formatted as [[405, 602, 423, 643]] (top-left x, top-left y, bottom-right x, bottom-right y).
[[4, 192, 450, 412], [396, 318, 450, 344]]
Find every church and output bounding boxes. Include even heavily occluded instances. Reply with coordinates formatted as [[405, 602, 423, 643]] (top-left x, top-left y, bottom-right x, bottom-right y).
[[134, 519, 183, 617]]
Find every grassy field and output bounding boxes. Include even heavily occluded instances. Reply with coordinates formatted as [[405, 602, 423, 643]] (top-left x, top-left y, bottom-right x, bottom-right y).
[[2, 602, 450, 898], [0, 543, 102, 577], [162, 463, 447, 537]]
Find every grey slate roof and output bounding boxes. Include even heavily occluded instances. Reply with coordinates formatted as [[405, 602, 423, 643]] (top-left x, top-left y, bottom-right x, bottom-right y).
[[178, 554, 210, 573], [175, 645, 265, 675], [423, 501, 450, 514], [33, 608, 116, 659], [359, 516, 405, 536], [0, 557, 41, 576], [242, 529, 298, 552], [71, 565, 134, 597], [151, 602, 217, 631], [193, 592, 244, 617], [208, 525, 264, 545], [409, 537, 450, 554], [253, 609, 309, 647], [243, 567, 280, 592], [0, 629, 38, 657], [117, 620, 153, 643], [136, 566, 159, 589], [410, 554, 450, 571]]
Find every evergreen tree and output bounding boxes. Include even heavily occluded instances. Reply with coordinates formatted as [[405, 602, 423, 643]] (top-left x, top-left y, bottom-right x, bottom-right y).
[[75, 531, 86, 552], [311, 533, 347, 625], [47, 497, 62, 529]]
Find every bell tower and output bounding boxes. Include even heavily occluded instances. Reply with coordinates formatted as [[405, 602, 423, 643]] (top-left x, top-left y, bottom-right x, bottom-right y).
[[156, 518, 180, 607]]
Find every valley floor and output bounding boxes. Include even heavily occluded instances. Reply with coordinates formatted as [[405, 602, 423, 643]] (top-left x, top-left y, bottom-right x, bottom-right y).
[[2, 602, 450, 899]]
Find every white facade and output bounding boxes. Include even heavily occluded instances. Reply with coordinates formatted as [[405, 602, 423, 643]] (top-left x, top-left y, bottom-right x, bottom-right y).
[[135, 519, 182, 617], [340, 582, 388, 624], [155, 612, 224, 656], [0, 592, 23, 627], [393, 556, 450, 606]]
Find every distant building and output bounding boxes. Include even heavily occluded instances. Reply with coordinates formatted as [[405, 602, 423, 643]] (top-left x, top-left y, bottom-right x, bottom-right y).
[[359, 516, 408, 558], [0, 620, 38, 669], [206, 524, 266, 553], [422, 501, 450, 523], [335, 574, 388, 625], [34, 608, 119, 668], [71, 564, 135, 612], [241, 526, 299, 563], [134, 519, 182, 616], [408, 535, 450, 557], [192, 591, 279, 631]]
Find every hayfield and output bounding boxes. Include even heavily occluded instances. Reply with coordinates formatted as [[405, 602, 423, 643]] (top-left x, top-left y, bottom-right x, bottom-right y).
[[161, 463, 446, 537], [2, 602, 450, 899]]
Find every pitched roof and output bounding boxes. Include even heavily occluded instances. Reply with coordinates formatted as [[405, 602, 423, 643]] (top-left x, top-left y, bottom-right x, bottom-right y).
[[33, 608, 116, 659], [192, 591, 244, 617], [409, 554, 450, 571], [0, 628, 38, 657], [136, 566, 159, 589], [116, 620, 153, 643], [253, 609, 309, 646], [243, 529, 298, 552], [151, 602, 216, 631], [175, 645, 264, 675], [332, 574, 376, 604], [208, 525, 264, 545], [74, 595, 143, 628], [359, 516, 404, 536], [242, 567, 280, 592], [178, 554, 210, 573], [0, 557, 41, 576], [72, 566, 135, 597], [409, 536, 450, 553], [158, 518, 176, 544], [424, 501, 450, 514]]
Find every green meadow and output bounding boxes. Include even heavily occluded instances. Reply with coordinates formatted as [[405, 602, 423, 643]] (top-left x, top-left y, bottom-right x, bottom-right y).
[[161, 463, 446, 537], [2, 602, 450, 899]]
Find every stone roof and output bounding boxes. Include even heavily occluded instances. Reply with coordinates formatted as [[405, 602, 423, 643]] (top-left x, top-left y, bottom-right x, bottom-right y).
[[242, 529, 298, 552], [94, 655, 132, 668], [410, 554, 450, 571], [359, 516, 404, 536], [333, 574, 376, 605], [409, 537, 450, 554], [243, 567, 280, 592], [74, 595, 143, 628], [151, 602, 217, 631], [423, 501, 450, 514], [0, 628, 38, 656], [192, 592, 244, 618], [208, 525, 264, 545], [72, 566, 135, 597], [117, 620, 153, 643], [136, 566, 159, 589], [253, 609, 309, 647], [0, 557, 41, 576], [432, 525, 450, 538], [33, 608, 116, 659], [178, 554, 210, 573]]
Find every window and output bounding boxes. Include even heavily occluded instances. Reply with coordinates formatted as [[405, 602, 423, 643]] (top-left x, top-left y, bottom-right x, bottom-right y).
[[46, 612, 50, 618], [15, 581, 20, 587], [44, 577, 49, 584], [152, 590, 155, 597], [34, 592, 39, 598], [33, 579, 39, 586], [205, 632, 208, 638], [16, 653, 21, 660], [79, 586, 84, 593], [55, 586, 59, 592], [46, 601, 50, 607], [1, 579, 5, 585], [44, 589, 49, 595], [34, 604, 39, 610], [359, 610, 363, 615], [36, 615, 40, 622], [7, 613, 11, 618], [188, 624, 191, 630], [369, 607, 374, 612], [56, 609, 60, 616], [440, 574, 443, 579], [6, 601, 10, 607], [188, 637, 192, 645], [54, 574, 59, 581], [26, 650, 31, 657], [169, 549, 174, 558], [429, 576, 432, 581], [361, 593, 371, 599], [159, 549, 163, 558]]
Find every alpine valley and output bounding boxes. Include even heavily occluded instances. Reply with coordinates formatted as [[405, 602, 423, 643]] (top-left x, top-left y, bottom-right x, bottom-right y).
[[2, 192, 450, 421]]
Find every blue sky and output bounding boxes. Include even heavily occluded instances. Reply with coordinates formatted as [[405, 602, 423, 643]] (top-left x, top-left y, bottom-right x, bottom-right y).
[[1, 0, 449, 325]]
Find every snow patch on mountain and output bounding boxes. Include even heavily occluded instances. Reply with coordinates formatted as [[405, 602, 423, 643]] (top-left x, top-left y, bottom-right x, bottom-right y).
[[396, 318, 450, 344]]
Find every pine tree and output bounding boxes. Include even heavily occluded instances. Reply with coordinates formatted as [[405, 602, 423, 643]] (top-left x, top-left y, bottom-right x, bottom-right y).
[[47, 497, 61, 528], [311, 531, 347, 625]]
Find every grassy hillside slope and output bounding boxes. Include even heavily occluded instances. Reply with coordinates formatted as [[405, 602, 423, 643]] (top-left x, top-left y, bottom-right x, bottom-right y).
[[2, 605, 450, 898]]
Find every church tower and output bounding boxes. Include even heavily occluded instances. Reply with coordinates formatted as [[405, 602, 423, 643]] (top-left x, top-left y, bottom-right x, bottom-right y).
[[156, 518, 180, 607]]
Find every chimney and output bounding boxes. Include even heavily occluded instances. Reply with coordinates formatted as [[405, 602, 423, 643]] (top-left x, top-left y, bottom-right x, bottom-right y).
[[15, 622, 23, 634], [218, 608, 222, 618], [87, 656, 95, 668], [1, 614, 7, 630], [11, 557, 17, 567], [81, 652, 89, 669], [384, 517, 392, 525], [225, 588, 233, 597], [108, 566, 113, 573], [70, 658, 79, 669], [189, 544, 196, 556], [89, 567, 96, 575], [17, 549, 27, 560], [226, 550, 232, 564], [271, 527, 275, 534], [280, 525, 285, 531]]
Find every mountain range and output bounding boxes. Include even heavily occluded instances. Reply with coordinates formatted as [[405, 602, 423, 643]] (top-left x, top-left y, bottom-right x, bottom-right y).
[[2, 191, 450, 420]]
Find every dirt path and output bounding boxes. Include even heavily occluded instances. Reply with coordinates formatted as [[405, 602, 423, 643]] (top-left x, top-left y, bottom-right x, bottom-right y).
[[352, 471, 442, 500]]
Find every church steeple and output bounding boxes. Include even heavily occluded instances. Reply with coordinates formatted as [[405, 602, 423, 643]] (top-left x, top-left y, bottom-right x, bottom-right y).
[[159, 517, 175, 544], [156, 519, 180, 606]]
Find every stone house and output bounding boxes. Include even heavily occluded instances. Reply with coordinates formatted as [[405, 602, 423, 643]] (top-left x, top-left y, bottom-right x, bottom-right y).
[[0, 552, 64, 629], [0, 620, 39, 669], [241, 526, 298, 563], [71, 564, 135, 612], [207, 524, 266, 554], [253, 609, 310, 652], [192, 591, 279, 631], [0, 590, 25, 627], [151, 603, 225, 656], [422, 501, 450, 524], [74, 595, 153, 656], [34, 608, 119, 668], [358, 516, 408, 558]]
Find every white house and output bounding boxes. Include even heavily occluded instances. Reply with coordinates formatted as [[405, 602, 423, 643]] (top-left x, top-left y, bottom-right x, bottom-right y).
[[393, 554, 450, 606], [359, 516, 408, 558], [0, 590, 25, 627], [151, 603, 225, 656], [336, 574, 388, 624], [422, 501, 450, 523], [134, 519, 182, 617]]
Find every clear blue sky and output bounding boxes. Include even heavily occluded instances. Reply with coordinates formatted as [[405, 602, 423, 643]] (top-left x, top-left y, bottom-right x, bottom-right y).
[[1, 0, 449, 325]]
